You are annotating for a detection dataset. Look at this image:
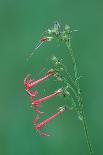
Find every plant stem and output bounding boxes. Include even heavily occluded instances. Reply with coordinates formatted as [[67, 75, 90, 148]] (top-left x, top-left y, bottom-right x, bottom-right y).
[[81, 109, 94, 155], [66, 41, 94, 155]]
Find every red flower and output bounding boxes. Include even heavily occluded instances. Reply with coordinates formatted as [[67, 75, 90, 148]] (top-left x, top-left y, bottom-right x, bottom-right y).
[[40, 37, 48, 43], [24, 70, 54, 93], [40, 37, 53, 43], [35, 106, 66, 136], [31, 89, 62, 108], [35, 37, 53, 50]]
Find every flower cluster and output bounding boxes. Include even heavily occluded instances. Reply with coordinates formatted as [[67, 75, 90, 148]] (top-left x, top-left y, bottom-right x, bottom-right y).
[[33, 21, 75, 52], [37, 21, 78, 47], [25, 21, 80, 136], [24, 69, 66, 136]]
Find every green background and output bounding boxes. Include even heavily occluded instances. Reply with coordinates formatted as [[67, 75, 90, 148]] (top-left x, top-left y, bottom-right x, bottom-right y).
[[0, 0, 103, 155]]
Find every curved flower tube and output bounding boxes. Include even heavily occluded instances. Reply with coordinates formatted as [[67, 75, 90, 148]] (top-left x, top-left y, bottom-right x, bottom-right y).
[[35, 106, 66, 136]]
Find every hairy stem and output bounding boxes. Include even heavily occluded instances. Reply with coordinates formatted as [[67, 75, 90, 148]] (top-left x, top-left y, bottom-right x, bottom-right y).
[[81, 109, 94, 155], [66, 41, 94, 155]]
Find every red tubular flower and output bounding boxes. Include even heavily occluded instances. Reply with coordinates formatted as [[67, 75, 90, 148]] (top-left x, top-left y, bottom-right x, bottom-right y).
[[24, 70, 54, 92], [40, 37, 48, 43], [31, 89, 62, 108], [35, 106, 66, 136], [40, 37, 53, 43], [35, 37, 53, 50]]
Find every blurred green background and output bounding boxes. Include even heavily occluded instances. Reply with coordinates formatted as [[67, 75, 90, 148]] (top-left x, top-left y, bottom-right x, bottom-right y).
[[0, 0, 103, 155]]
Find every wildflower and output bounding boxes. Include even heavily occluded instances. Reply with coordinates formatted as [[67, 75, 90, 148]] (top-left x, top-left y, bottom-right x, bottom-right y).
[[40, 37, 53, 43], [31, 89, 62, 108], [35, 36, 53, 50], [24, 70, 54, 92], [40, 37, 48, 43], [35, 106, 66, 136]]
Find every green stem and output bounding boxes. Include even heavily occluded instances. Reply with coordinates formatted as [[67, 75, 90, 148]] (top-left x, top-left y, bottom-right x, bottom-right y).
[[66, 41, 94, 155], [81, 110, 94, 155], [66, 41, 78, 83]]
